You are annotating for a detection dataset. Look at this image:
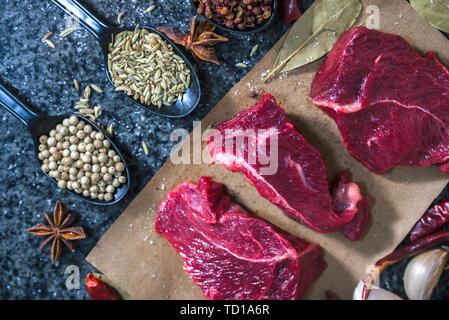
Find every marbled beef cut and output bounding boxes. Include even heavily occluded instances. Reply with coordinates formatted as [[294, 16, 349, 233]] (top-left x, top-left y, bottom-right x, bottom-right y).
[[154, 177, 326, 300], [310, 26, 449, 174], [206, 94, 370, 240]]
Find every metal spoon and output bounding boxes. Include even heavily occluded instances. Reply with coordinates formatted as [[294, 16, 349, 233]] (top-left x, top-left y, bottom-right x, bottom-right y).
[[0, 83, 130, 205], [50, 0, 201, 118]]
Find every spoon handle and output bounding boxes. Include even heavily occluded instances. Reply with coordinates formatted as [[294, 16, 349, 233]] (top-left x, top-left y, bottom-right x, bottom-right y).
[[0, 83, 40, 127], [50, 0, 111, 41]]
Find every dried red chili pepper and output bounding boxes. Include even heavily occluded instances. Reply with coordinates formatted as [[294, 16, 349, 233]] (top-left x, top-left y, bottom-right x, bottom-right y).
[[361, 230, 449, 299], [410, 198, 449, 241], [280, 0, 302, 24], [86, 273, 121, 300]]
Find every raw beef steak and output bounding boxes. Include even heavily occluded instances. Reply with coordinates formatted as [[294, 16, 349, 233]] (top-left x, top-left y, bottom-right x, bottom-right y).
[[207, 94, 370, 240], [310, 26, 449, 174], [155, 177, 326, 300]]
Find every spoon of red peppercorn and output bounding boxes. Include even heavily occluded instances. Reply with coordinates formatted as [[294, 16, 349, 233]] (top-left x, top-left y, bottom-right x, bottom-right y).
[[50, 0, 201, 118]]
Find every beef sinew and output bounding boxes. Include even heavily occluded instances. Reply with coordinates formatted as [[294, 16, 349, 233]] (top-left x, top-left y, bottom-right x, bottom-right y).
[[207, 94, 370, 241], [310, 26, 449, 174], [155, 177, 326, 300]]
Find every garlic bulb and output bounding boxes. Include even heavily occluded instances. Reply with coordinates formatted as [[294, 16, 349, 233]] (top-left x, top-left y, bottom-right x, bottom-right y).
[[403, 248, 448, 300], [353, 280, 402, 300]]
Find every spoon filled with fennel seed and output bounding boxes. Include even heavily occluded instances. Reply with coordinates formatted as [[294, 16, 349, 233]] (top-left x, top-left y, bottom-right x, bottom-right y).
[[0, 83, 130, 205], [50, 0, 201, 118]]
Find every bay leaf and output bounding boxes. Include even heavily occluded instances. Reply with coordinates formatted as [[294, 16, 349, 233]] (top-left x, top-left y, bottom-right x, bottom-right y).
[[264, 0, 362, 82], [410, 0, 449, 33]]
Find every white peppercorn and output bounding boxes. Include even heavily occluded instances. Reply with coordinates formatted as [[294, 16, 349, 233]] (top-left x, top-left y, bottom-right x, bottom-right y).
[[84, 137, 93, 144], [52, 152, 62, 161], [58, 180, 67, 189], [47, 137, 56, 147], [83, 163, 92, 172], [115, 162, 125, 172], [86, 143, 95, 153], [76, 130, 86, 140], [39, 135, 48, 144], [68, 125, 77, 135], [104, 193, 113, 202], [62, 118, 70, 127], [55, 133, 63, 141], [82, 154, 91, 163], [70, 151, 80, 160], [69, 115, 79, 125], [69, 136, 79, 145], [91, 173, 101, 183], [108, 166, 116, 175], [59, 126, 68, 136], [106, 185, 115, 194], [49, 161, 57, 170], [84, 125, 93, 134], [112, 178, 120, 188], [80, 176, 89, 185]]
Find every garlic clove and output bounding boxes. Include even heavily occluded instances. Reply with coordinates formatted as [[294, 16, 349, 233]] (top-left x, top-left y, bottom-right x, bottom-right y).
[[403, 248, 449, 300], [353, 280, 403, 300]]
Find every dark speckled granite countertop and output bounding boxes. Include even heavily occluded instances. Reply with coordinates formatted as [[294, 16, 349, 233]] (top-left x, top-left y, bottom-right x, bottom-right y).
[[0, 0, 447, 300]]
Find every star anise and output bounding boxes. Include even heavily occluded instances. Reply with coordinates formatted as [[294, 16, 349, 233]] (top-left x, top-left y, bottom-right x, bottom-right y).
[[158, 16, 228, 65], [27, 201, 86, 264]]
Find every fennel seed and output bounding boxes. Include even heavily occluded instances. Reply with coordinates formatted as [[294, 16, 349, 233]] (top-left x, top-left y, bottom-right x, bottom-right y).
[[117, 12, 124, 24], [235, 62, 248, 68], [250, 44, 258, 57], [107, 25, 190, 108], [42, 31, 53, 42], [90, 84, 103, 93], [60, 27, 77, 37], [142, 141, 149, 155], [44, 39, 56, 49], [83, 85, 91, 100], [145, 5, 156, 13], [73, 79, 80, 91]]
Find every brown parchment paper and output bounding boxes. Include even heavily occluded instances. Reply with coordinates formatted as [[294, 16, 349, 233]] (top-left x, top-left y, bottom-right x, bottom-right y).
[[86, 0, 449, 300]]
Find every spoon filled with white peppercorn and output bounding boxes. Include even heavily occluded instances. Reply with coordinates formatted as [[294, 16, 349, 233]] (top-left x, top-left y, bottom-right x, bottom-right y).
[[50, 0, 201, 118], [0, 83, 130, 205]]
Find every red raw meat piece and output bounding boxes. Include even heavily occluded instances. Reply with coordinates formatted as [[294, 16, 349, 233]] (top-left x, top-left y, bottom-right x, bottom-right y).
[[154, 177, 326, 300], [207, 94, 370, 240], [310, 26, 449, 174]]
